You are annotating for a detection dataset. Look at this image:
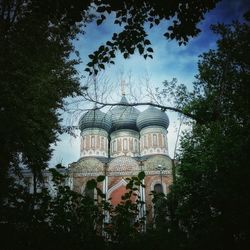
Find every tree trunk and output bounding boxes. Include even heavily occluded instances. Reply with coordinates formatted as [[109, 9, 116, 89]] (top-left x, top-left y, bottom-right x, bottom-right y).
[[0, 149, 10, 206], [33, 170, 37, 195]]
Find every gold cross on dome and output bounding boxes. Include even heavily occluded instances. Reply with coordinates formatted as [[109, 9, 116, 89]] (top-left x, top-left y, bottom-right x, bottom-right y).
[[120, 80, 127, 96]]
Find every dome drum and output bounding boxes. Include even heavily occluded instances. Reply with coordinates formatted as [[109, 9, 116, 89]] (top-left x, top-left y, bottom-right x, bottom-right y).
[[139, 126, 169, 157], [110, 129, 140, 158], [80, 128, 109, 158], [78, 98, 170, 159]]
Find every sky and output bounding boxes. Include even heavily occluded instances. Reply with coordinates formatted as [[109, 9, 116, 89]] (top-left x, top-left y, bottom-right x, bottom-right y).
[[49, 0, 249, 167]]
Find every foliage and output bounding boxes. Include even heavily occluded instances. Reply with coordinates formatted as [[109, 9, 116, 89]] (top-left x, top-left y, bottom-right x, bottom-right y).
[[84, 0, 219, 74], [86, 172, 146, 248], [2, 2, 249, 250], [0, 168, 104, 250], [0, 0, 85, 202], [0, 0, 219, 202], [0, 169, 150, 249], [168, 14, 250, 250], [0, 0, 220, 76]]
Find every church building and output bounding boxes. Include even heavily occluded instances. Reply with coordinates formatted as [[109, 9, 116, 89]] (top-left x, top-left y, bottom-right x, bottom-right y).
[[68, 93, 173, 220]]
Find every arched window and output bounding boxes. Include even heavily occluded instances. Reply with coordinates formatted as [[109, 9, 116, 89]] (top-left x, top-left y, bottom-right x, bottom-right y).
[[134, 139, 137, 152], [114, 140, 117, 152], [154, 183, 163, 193], [101, 137, 104, 150], [91, 136, 95, 148], [153, 134, 157, 146], [144, 135, 147, 148], [82, 136, 86, 148], [123, 138, 127, 151], [80, 138, 83, 151]]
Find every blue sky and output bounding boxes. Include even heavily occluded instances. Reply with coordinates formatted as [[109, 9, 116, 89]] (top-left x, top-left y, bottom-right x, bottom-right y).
[[50, 0, 249, 167]]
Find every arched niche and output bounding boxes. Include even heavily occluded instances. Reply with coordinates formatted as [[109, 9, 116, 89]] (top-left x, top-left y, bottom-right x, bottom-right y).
[[70, 157, 104, 174], [108, 156, 140, 174], [143, 155, 172, 172]]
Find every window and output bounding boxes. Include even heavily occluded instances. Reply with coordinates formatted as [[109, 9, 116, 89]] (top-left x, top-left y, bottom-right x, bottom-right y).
[[101, 137, 104, 150], [144, 135, 147, 148], [153, 134, 157, 146], [91, 136, 95, 148], [123, 138, 127, 151], [82, 136, 86, 148], [134, 139, 138, 152], [154, 183, 163, 193]]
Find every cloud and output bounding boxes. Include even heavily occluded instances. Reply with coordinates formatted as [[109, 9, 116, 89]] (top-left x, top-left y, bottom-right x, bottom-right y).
[[50, 0, 247, 166], [50, 132, 80, 167]]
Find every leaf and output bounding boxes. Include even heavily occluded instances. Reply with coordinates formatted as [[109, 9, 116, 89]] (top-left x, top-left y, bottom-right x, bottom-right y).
[[87, 62, 94, 67], [138, 171, 145, 180], [147, 47, 153, 52], [106, 41, 113, 46], [96, 187, 105, 198], [75, 50, 80, 57], [99, 45, 105, 51], [112, 33, 117, 39], [96, 19, 103, 25], [155, 19, 160, 25], [97, 175, 105, 182], [114, 20, 121, 25], [86, 179, 97, 189], [123, 52, 129, 59], [137, 44, 144, 55], [97, 6, 106, 12], [164, 32, 170, 39], [103, 57, 109, 62], [126, 182, 133, 190], [99, 63, 105, 69]]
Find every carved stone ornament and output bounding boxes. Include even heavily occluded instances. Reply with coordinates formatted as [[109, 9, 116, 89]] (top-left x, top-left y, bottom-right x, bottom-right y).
[[143, 155, 172, 171], [108, 156, 140, 174], [70, 157, 104, 173]]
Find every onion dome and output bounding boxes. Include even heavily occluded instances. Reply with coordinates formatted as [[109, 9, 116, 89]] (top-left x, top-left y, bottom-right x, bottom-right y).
[[108, 96, 140, 132], [136, 106, 169, 130], [78, 109, 111, 132]]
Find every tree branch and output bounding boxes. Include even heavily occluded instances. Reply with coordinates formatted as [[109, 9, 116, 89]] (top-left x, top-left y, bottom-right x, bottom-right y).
[[81, 96, 199, 122]]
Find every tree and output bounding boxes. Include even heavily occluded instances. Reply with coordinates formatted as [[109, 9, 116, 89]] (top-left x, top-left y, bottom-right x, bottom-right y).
[[0, 0, 219, 200], [1, 167, 105, 250], [83, 0, 220, 73], [0, 0, 83, 200], [169, 13, 250, 250], [1, 0, 220, 75]]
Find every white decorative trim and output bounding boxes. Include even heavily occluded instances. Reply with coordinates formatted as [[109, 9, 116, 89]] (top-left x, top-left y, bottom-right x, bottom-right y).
[[107, 179, 128, 198], [81, 128, 108, 137], [70, 170, 171, 177]]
